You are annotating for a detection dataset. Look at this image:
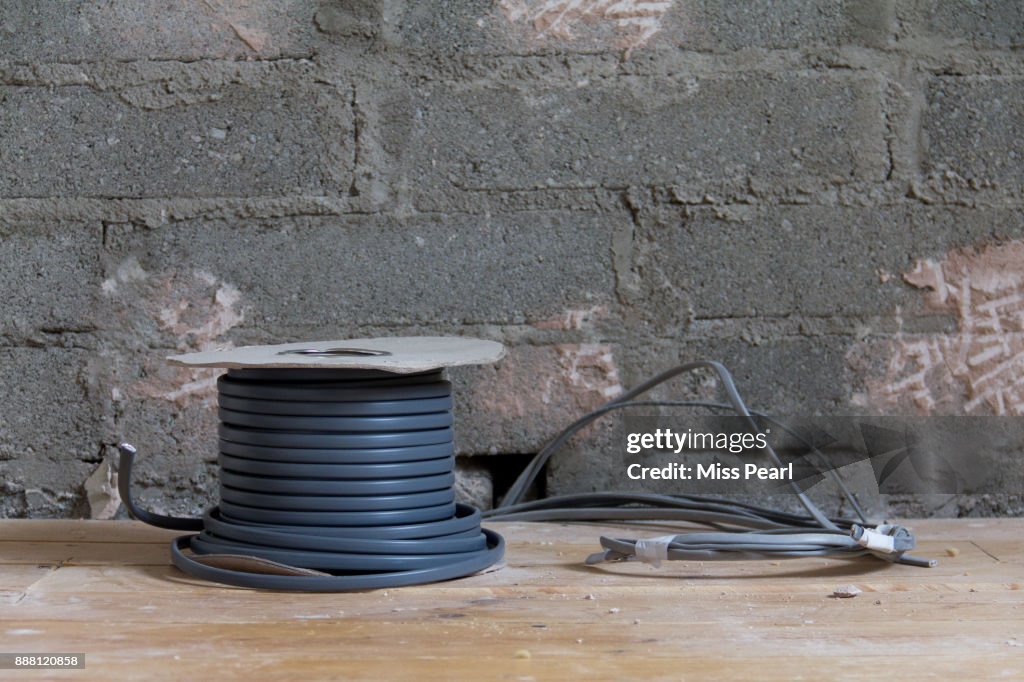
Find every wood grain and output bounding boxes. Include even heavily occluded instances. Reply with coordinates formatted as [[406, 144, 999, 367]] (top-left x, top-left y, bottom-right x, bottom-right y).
[[1, 519, 1021, 680]]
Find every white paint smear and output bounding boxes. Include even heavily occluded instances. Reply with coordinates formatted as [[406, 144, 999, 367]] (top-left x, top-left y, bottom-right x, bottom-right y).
[[500, 0, 674, 50], [853, 240, 1024, 415]]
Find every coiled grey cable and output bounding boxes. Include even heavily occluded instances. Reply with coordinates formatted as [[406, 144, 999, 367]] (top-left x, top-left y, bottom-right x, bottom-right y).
[[119, 368, 504, 591]]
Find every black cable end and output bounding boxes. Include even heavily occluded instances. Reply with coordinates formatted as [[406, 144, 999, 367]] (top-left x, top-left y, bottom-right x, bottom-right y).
[[117, 441, 203, 532]]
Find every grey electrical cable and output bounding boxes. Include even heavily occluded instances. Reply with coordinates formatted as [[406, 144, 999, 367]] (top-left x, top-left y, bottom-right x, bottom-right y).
[[119, 368, 504, 591], [119, 359, 933, 591], [485, 361, 936, 569], [490, 399, 870, 525]]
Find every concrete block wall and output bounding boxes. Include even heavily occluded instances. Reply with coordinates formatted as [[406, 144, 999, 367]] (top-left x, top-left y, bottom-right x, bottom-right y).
[[1, 1, 1022, 519]]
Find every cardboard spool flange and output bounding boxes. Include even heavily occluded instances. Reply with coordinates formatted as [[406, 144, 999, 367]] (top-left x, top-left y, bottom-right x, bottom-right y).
[[167, 337, 506, 374]]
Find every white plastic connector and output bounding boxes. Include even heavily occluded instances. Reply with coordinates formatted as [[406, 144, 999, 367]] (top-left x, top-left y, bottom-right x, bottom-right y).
[[634, 535, 677, 567], [853, 525, 896, 553]]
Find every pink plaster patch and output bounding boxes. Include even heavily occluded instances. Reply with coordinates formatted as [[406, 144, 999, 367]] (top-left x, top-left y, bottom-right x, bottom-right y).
[[499, 0, 674, 52], [532, 305, 609, 331], [851, 240, 1024, 416], [469, 343, 622, 451], [105, 262, 245, 408]]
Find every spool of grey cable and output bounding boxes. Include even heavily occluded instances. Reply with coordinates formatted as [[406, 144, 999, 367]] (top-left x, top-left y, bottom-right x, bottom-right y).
[[118, 337, 507, 591]]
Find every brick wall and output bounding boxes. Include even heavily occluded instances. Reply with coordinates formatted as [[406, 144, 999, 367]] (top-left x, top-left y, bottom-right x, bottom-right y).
[[1, 1, 1022, 518]]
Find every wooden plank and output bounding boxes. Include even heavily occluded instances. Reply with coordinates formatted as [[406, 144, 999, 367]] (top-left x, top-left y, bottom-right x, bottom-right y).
[[0, 534, 1006, 573], [1, 651, 1021, 682], [0, 520, 181, 544], [0, 564, 55, 591], [7, 545, 1015, 595], [1, 619, 1022, 681], [7, 581, 1023, 626], [0, 541, 171, 566], [0, 519, 1022, 681], [1, 517, 1020, 544], [3, 618, 1023, 658]]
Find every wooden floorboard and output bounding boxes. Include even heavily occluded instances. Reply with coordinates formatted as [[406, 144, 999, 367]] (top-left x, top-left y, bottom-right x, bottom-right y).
[[1, 519, 1022, 680]]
